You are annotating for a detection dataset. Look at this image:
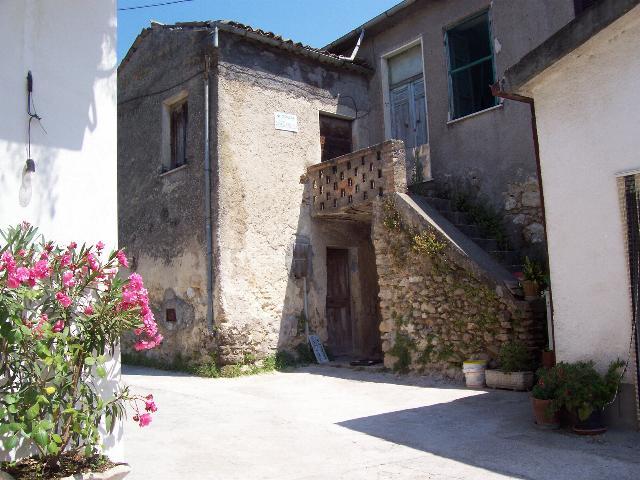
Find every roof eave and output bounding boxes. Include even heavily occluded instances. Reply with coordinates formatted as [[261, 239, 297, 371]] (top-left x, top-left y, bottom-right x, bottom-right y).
[[503, 0, 640, 94]]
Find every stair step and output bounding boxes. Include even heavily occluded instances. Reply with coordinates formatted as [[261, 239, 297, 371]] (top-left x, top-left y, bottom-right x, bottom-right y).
[[454, 224, 481, 237], [440, 210, 471, 225], [471, 237, 498, 251], [423, 197, 452, 212], [489, 250, 522, 266]]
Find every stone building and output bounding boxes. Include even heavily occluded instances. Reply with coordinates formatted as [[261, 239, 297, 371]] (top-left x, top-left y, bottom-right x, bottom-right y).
[[118, 1, 578, 370]]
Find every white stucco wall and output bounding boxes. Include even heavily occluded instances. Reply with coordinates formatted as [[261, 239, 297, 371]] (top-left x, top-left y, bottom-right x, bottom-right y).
[[521, 7, 640, 378], [0, 0, 121, 461]]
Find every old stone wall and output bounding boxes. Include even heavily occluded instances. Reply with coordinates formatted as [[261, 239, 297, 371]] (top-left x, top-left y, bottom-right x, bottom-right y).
[[504, 177, 545, 252], [213, 32, 371, 364], [118, 26, 216, 364], [372, 194, 546, 378]]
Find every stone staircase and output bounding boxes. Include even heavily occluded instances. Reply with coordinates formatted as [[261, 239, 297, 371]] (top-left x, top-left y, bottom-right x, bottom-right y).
[[409, 182, 524, 275]]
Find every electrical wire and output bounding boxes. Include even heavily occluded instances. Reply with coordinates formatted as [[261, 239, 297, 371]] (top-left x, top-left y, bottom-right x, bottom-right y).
[[118, 0, 196, 11], [118, 69, 204, 105]]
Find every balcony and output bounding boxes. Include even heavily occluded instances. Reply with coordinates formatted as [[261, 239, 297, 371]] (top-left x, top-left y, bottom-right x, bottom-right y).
[[307, 140, 407, 220]]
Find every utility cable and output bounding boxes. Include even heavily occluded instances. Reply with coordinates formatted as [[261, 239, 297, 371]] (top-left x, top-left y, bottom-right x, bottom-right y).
[[118, 0, 196, 11]]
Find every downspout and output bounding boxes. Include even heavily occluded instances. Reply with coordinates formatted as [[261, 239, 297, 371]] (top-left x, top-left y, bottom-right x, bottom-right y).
[[339, 29, 365, 61], [491, 83, 555, 350], [204, 52, 214, 333]]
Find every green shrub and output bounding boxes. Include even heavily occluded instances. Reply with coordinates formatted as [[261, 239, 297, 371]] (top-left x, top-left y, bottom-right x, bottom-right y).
[[498, 341, 532, 372]]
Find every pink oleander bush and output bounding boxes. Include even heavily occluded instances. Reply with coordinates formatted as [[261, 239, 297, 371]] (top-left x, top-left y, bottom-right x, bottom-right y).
[[0, 223, 162, 463]]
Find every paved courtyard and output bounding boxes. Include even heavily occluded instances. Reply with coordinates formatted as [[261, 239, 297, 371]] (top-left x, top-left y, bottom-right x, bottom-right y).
[[122, 365, 640, 480]]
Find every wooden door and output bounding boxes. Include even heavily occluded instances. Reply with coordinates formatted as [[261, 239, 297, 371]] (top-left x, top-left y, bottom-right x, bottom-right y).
[[326, 248, 352, 356]]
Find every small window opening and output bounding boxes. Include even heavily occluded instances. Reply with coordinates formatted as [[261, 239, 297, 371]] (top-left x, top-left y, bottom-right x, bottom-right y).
[[169, 101, 188, 169], [445, 11, 496, 119], [320, 114, 353, 161], [166, 308, 177, 322]]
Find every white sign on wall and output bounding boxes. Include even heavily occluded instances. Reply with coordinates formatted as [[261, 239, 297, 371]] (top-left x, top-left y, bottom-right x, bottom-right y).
[[274, 112, 298, 132]]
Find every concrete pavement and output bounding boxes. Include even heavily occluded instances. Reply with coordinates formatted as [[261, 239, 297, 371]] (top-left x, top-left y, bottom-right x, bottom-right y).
[[121, 365, 640, 480]]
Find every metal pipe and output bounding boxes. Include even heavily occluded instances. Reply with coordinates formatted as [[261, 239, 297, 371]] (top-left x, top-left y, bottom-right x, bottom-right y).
[[303, 277, 309, 342], [491, 82, 555, 349], [339, 29, 365, 61], [204, 55, 214, 333]]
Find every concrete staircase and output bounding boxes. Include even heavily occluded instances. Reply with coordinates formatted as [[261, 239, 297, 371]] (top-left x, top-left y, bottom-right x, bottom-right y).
[[409, 182, 523, 275]]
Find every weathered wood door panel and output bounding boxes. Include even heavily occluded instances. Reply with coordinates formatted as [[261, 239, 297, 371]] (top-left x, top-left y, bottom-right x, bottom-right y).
[[326, 248, 352, 356]]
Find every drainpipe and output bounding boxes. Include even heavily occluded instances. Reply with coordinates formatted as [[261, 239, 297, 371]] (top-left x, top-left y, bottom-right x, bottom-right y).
[[204, 54, 214, 333], [491, 83, 555, 350], [339, 29, 365, 61]]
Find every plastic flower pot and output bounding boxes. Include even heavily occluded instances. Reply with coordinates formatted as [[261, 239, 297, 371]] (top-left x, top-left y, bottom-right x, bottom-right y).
[[531, 397, 559, 429], [462, 360, 487, 388], [572, 408, 607, 436]]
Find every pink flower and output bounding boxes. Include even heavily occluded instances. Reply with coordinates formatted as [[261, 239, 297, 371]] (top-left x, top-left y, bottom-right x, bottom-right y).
[[60, 253, 72, 267], [17, 249, 27, 257], [44, 242, 54, 253], [62, 270, 76, 288], [84, 305, 94, 315], [138, 413, 152, 427], [52, 319, 64, 333], [116, 250, 129, 268], [55, 291, 72, 308], [145, 395, 157, 413], [96, 241, 105, 251], [7, 274, 21, 289], [86, 253, 99, 271], [39, 252, 49, 261], [15, 266, 30, 283], [0, 252, 15, 272], [20, 221, 30, 231], [32, 259, 51, 279], [67, 242, 77, 250]]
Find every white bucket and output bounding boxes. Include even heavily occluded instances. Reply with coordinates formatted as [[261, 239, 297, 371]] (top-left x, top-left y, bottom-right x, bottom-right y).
[[462, 360, 487, 388]]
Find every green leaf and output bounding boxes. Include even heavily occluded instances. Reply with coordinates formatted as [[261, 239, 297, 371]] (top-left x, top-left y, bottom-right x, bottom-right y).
[[26, 403, 40, 420], [38, 420, 54, 430], [4, 394, 18, 404], [84, 357, 95, 366], [96, 366, 107, 379], [32, 428, 48, 448], [47, 441, 60, 455], [3, 435, 18, 450], [8, 404, 18, 414], [52, 433, 62, 444]]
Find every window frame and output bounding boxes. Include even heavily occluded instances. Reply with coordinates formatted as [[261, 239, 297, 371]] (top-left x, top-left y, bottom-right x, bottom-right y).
[[444, 9, 497, 121], [161, 90, 189, 176], [169, 99, 188, 170]]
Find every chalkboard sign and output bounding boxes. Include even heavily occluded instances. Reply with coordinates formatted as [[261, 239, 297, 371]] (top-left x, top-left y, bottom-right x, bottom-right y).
[[309, 335, 329, 364]]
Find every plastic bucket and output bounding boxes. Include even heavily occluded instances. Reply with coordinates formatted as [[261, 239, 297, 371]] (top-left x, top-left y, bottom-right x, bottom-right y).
[[462, 360, 487, 388]]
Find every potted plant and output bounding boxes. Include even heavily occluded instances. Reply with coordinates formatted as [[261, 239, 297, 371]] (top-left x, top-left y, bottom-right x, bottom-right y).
[[553, 359, 625, 435], [530, 365, 562, 428], [0, 223, 162, 479], [485, 341, 535, 391], [521, 256, 544, 300]]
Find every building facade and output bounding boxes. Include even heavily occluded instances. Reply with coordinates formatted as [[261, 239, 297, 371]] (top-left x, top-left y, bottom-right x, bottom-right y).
[[118, 1, 577, 373], [502, 0, 640, 429], [0, 0, 121, 461]]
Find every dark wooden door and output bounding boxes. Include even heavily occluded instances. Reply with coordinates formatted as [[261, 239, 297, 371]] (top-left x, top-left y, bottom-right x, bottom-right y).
[[326, 248, 352, 356]]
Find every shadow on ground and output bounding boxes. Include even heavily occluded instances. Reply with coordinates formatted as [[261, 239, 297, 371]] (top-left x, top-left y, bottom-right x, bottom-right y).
[[337, 386, 640, 480]]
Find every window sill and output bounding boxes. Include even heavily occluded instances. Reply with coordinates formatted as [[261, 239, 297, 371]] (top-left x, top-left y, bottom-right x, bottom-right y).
[[446, 103, 503, 126], [159, 163, 188, 177]]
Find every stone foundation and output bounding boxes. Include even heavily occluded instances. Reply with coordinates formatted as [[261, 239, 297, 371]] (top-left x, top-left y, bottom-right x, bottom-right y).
[[372, 195, 546, 378]]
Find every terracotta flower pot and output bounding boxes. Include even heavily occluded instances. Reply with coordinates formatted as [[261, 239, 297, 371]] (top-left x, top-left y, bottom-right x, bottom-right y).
[[522, 280, 540, 300], [541, 350, 555, 369], [531, 397, 559, 428]]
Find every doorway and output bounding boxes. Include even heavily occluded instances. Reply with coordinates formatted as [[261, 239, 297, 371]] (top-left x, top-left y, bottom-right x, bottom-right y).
[[383, 42, 430, 182], [326, 248, 352, 356]]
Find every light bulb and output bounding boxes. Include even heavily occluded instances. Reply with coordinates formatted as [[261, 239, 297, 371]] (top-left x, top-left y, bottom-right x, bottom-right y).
[[19, 158, 35, 207]]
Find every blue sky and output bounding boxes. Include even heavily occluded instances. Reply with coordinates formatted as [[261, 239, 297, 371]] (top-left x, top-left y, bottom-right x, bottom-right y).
[[118, 0, 400, 61]]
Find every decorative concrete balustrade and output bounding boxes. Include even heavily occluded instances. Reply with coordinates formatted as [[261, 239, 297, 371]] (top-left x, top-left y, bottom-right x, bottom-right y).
[[307, 140, 407, 220]]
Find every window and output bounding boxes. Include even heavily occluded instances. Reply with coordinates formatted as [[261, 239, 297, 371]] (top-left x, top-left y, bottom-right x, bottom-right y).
[[169, 100, 188, 169], [445, 11, 496, 120], [388, 45, 428, 150], [320, 114, 352, 161], [165, 308, 177, 322]]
